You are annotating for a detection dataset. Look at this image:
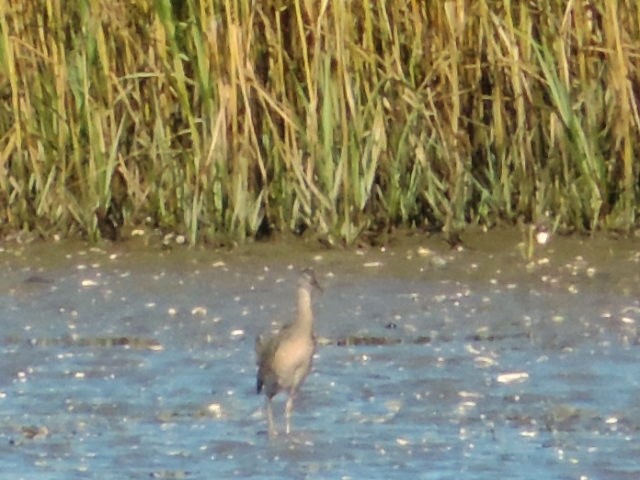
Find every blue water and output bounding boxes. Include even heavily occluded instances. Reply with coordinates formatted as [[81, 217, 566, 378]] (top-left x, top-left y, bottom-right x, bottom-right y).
[[0, 238, 639, 479]]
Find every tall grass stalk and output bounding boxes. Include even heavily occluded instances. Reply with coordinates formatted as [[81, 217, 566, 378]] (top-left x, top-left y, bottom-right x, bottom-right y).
[[0, 0, 638, 244]]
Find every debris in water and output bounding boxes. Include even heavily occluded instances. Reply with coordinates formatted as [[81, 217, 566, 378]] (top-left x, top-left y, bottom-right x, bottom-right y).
[[21, 425, 49, 440], [230, 329, 244, 338], [474, 356, 497, 368], [207, 403, 223, 418], [497, 372, 529, 384], [363, 261, 383, 268]]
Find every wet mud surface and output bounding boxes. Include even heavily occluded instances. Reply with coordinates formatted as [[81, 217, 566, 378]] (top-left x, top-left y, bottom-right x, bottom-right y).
[[1, 230, 639, 479]]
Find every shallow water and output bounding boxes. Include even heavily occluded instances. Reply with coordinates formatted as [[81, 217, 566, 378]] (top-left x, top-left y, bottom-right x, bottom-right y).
[[1, 231, 639, 479]]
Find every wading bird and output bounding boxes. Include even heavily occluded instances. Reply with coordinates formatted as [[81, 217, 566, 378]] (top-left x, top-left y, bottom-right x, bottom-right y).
[[256, 268, 322, 436]]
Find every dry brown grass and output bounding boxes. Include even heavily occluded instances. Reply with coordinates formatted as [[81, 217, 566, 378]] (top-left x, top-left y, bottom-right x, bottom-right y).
[[0, 0, 638, 243]]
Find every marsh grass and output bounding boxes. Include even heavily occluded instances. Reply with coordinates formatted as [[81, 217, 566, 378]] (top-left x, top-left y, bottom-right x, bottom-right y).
[[1, 0, 638, 244]]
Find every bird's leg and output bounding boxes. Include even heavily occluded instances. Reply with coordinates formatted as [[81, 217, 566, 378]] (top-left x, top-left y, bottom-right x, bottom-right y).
[[266, 398, 276, 438], [285, 393, 295, 434]]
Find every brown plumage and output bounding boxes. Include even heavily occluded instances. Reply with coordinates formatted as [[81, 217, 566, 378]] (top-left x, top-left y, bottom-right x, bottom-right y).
[[256, 268, 321, 436]]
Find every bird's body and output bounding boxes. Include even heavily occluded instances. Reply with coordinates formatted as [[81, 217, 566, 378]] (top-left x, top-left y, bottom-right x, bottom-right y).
[[256, 268, 321, 436], [256, 323, 315, 398]]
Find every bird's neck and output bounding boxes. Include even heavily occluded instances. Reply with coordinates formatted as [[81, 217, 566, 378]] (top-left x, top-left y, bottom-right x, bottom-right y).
[[294, 287, 314, 335]]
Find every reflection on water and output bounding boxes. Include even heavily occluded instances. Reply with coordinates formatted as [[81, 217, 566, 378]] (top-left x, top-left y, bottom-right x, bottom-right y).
[[0, 232, 639, 479]]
